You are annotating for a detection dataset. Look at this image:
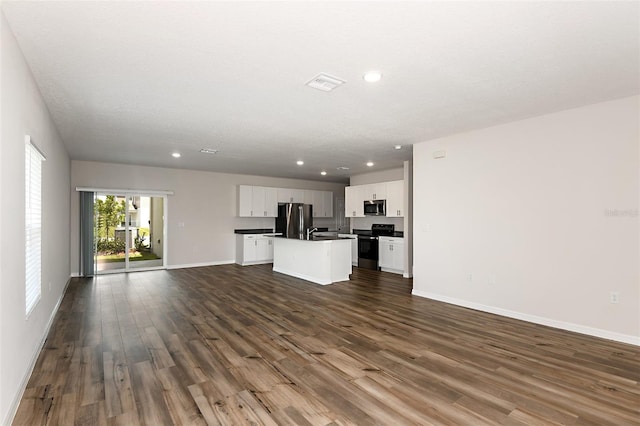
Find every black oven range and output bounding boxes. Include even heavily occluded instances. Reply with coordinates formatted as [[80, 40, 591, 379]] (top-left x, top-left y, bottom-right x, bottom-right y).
[[356, 224, 395, 270]]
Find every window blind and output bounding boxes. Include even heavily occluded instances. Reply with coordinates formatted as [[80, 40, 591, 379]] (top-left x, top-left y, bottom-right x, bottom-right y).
[[25, 137, 45, 316]]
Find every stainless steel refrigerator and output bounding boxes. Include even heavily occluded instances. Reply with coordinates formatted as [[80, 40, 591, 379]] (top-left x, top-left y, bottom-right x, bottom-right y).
[[276, 203, 313, 239]]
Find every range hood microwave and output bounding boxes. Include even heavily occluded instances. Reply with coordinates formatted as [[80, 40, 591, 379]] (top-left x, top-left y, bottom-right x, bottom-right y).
[[364, 199, 386, 216]]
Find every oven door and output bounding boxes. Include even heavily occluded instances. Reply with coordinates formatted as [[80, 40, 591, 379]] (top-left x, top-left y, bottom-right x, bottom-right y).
[[357, 236, 379, 270]]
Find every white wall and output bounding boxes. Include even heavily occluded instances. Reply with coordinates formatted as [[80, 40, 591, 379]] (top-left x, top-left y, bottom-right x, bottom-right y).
[[404, 160, 413, 278], [413, 96, 639, 344], [0, 12, 71, 424], [70, 161, 347, 272], [350, 168, 404, 186]]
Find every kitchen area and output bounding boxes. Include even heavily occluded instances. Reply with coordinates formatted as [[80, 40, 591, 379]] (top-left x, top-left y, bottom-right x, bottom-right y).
[[234, 165, 412, 285]]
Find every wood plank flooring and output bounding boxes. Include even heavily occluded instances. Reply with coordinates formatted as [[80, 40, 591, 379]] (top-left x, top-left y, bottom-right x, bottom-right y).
[[13, 264, 640, 425]]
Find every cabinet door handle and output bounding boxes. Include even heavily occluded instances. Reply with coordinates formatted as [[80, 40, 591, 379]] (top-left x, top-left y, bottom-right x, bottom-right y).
[[264, 211, 267, 216], [251, 211, 253, 216], [254, 240, 257, 246]]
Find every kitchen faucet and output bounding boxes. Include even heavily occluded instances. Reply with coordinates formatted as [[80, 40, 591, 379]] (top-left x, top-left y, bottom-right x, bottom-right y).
[[306, 227, 319, 240]]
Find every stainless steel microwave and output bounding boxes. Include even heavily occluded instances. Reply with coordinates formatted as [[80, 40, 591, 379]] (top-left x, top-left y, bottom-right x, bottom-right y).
[[364, 199, 386, 216]]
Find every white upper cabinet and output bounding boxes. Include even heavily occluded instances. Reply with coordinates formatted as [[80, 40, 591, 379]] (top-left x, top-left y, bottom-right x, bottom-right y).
[[242, 186, 334, 218], [278, 188, 305, 203], [238, 185, 278, 217], [361, 183, 387, 201], [251, 186, 265, 215], [385, 180, 404, 217], [304, 190, 315, 205], [291, 189, 305, 203], [323, 191, 333, 217], [238, 185, 253, 217], [277, 188, 292, 203], [344, 180, 405, 218], [345, 186, 364, 218], [312, 190, 334, 217], [264, 187, 278, 216]]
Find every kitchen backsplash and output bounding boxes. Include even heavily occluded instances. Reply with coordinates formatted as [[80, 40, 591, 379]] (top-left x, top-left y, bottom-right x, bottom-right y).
[[351, 216, 403, 231]]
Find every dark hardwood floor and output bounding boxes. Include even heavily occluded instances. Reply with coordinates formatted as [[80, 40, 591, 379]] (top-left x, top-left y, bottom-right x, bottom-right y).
[[13, 264, 639, 425]]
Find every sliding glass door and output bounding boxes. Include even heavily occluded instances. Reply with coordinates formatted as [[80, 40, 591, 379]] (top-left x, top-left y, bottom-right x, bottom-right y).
[[128, 195, 164, 270], [94, 193, 166, 274]]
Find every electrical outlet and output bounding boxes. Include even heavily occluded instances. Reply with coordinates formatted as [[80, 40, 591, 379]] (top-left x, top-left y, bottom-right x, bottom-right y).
[[48, 282, 51, 291], [489, 274, 497, 285], [610, 291, 620, 304], [467, 273, 473, 282]]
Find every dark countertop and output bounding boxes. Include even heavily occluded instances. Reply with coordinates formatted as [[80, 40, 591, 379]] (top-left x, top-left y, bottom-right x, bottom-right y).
[[352, 229, 404, 237], [234, 228, 274, 234]]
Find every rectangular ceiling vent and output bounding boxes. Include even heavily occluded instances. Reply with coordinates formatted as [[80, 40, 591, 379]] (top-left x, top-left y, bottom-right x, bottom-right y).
[[305, 73, 346, 92]]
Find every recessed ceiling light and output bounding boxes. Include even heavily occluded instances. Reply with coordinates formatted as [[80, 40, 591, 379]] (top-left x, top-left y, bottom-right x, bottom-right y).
[[337, 166, 350, 171], [200, 148, 218, 154], [321, 171, 327, 176], [296, 160, 304, 166], [172, 152, 181, 158], [394, 145, 402, 150], [363, 71, 382, 83], [366, 162, 374, 167]]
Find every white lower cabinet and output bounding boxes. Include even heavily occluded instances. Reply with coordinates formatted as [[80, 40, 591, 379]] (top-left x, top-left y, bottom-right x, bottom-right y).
[[236, 234, 274, 265], [338, 234, 358, 266], [378, 236, 404, 274]]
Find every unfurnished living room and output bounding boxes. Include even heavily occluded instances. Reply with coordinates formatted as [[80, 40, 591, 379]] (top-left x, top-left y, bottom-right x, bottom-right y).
[[1, 1, 638, 425]]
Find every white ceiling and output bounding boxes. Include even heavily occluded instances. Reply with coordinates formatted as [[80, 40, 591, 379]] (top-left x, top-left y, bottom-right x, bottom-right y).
[[2, 1, 638, 183]]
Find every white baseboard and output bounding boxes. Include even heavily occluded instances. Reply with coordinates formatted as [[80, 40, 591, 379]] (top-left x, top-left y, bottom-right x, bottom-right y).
[[237, 260, 273, 266], [4, 276, 72, 426], [411, 289, 640, 346], [70, 272, 81, 277], [167, 260, 235, 270], [380, 267, 403, 275]]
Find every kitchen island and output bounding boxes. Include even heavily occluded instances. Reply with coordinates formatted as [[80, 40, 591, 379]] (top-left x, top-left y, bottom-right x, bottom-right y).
[[272, 236, 352, 285]]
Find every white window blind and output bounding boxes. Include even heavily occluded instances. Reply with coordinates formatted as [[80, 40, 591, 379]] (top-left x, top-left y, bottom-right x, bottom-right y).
[[25, 136, 45, 316]]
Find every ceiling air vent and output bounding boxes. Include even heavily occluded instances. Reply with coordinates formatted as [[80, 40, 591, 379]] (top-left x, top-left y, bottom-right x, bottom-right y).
[[305, 73, 346, 92], [200, 148, 218, 154]]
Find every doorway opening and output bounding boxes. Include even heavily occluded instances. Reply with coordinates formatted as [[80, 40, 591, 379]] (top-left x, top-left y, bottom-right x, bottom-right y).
[[94, 193, 166, 273]]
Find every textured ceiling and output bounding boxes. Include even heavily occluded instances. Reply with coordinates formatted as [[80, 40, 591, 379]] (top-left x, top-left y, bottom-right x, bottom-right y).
[[2, 1, 638, 183]]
